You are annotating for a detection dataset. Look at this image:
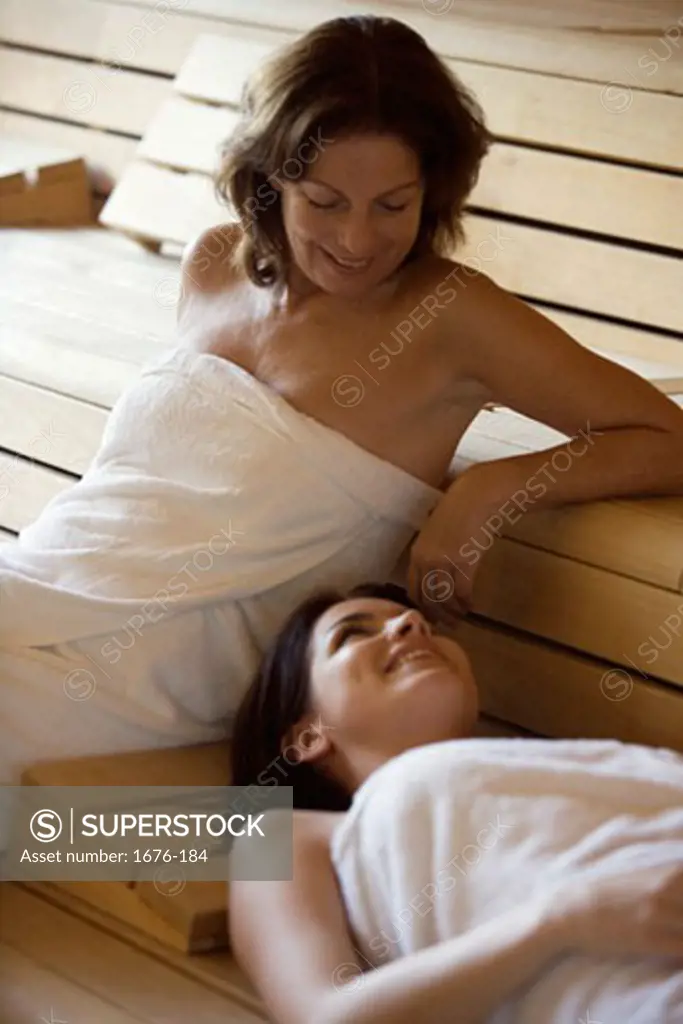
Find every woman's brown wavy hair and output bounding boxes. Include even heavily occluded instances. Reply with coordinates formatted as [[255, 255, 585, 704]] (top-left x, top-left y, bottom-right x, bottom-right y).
[[215, 14, 491, 289]]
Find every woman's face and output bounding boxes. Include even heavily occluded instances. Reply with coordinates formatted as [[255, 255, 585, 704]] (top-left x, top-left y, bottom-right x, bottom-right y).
[[304, 597, 479, 758], [279, 132, 424, 298]]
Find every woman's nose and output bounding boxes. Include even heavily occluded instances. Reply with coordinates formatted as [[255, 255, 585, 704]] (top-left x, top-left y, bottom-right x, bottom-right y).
[[387, 608, 429, 637], [335, 214, 375, 258]]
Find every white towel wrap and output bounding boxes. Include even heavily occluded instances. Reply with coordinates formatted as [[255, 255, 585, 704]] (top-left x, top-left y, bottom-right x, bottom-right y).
[[331, 736, 683, 1023], [0, 346, 442, 782]]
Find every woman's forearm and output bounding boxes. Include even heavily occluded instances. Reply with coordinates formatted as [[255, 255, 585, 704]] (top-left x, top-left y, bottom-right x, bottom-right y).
[[468, 424, 683, 512], [322, 899, 566, 1024]]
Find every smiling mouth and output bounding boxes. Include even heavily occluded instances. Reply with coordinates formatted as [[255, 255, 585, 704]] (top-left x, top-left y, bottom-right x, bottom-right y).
[[320, 247, 372, 272], [386, 650, 444, 675]]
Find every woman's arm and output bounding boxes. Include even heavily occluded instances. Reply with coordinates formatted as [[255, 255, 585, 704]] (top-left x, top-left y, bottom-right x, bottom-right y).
[[229, 815, 566, 1024], [450, 268, 683, 505], [323, 900, 564, 1024], [407, 268, 683, 615]]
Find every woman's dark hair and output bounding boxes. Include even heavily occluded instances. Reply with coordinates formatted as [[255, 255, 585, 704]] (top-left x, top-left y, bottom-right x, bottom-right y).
[[215, 14, 491, 288], [229, 580, 421, 811]]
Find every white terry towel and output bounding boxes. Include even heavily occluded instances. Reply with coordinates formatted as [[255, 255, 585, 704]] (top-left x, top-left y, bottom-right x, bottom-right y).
[[0, 346, 441, 782], [331, 736, 683, 1023]]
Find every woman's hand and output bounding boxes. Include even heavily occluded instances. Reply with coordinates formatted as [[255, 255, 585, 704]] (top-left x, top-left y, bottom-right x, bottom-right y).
[[543, 848, 683, 962], [407, 466, 505, 627]]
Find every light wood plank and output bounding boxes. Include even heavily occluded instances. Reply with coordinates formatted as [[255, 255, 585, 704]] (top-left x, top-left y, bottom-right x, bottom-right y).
[[0, 111, 137, 190], [114, 0, 683, 94], [100, 164, 683, 333], [471, 536, 683, 687], [0, 47, 170, 135], [138, 96, 241, 173], [0, 375, 107, 474], [0, 224, 182, 278], [0, 0, 294, 75], [34, 879, 268, 1011], [501, 497, 683, 593], [0, 943, 146, 1024], [173, 32, 683, 170], [458, 619, 683, 752], [0, 454, 74, 532], [0, 245, 177, 353], [1, 884, 266, 1022], [452, 58, 683, 171], [0, 324, 145, 407], [475, 145, 683, 249], [393, 0, 683, 32], [465, 214, 683, 334], [99, 161, 228, 243], [174, 33, 277, 105]]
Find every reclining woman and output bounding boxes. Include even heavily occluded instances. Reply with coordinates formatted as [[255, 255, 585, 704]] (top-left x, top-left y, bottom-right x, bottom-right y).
[[2, 16, 683, 784], [229, 580, 683, 1024]]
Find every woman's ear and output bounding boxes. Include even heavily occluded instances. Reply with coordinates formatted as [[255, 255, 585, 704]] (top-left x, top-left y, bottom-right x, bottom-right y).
[[281, 713, 333, 766]]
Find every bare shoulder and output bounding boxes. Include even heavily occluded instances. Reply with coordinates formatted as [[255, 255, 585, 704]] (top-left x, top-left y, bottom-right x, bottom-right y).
[[420, 254, 497, 307], [420, 255, 529, 371], [180, 221, 244, 296]]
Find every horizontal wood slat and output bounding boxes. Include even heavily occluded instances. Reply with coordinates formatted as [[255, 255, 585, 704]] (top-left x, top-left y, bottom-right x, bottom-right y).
[[0, 453, 74, 532], [0, 47, 170, 136], [394, 1, 683, 32], [173, 34, 276, 105], [475, 146, 683, 250], [452, 58, 683, 171], [467, 214, 683, 335], [0, 374, 107, 475], [0, 884, 266, 1023], [472, 537, 683, 687], [2, 0, 682, 100], [0, 323, 146, 407], [99, 161, 225, 242], [110, 0, 683, 94], [0, 0, 294, 75], [171, 33, 683, 171], [0, 233, 176, 353], [0, 943, 144, 1024], [459, 619, 683, 752], [137, 96, 239, 173]]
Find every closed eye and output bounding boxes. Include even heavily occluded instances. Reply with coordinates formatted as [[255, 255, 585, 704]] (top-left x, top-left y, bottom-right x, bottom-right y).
[[334, 623, 372, 649], [307, 198, 337, 210], [306, 198, 409, 213]]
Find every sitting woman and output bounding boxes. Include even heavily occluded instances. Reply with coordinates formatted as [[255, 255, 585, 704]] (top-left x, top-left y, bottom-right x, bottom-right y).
[[229, 580, 683, 1024], [2, 15, 683, 786]]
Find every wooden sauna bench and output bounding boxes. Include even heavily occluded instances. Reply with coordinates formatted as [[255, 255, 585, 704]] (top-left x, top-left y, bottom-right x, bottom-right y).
[[0, 882, 267, 1024], [2, 0, 683, 1019]]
